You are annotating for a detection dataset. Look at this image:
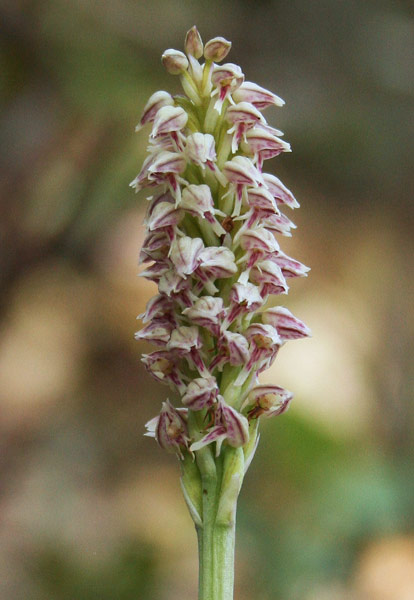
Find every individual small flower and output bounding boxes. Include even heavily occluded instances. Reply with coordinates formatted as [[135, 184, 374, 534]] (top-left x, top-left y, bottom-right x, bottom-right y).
[[180, 184, 226, 236], [145, 400, 190, 457], [169, 236, 204, 277], [186, 132, 216, 166], [211, 63, 244, 111], [241, 126, 291, 170], [139, 230, 171, 263], [223, 282, 264, 327], [167, 326, 209, 377], [167, 325, 202, 354], [139, 293, 174, 323], [135, 318, 174, 346], [145, 201, 182, 231], [190, 397, 249, 456], [222, 155, 264, 216], [241, 384, 293, 419], [209, 330, 250, 372], [142, 350, 186, 393], [226, 101, 265, 153], [261, 211, 296, 236], [183, 296, 225, 335], [151, 105, 189, 151], [270, 250, 310, 278], [249, 259, 289, 296], [181, 376, 218, 410], [136, 91, 175, 131]]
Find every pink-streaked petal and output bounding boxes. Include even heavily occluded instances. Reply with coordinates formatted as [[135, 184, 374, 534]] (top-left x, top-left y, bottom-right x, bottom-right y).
[[190, 426, 227, 452], [261, 306, 312, 340], [232, 81, 285, 110], [137, 91, 174, 130], [151, 105, 188, 137]]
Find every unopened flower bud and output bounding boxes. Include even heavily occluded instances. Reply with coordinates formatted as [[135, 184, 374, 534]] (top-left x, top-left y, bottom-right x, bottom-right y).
[[185, 26, 203, 59], [204, 36, 232, 62], [162, 49, 189, 74]]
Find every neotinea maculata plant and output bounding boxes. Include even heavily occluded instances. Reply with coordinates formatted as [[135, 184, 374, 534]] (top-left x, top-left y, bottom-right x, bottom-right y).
[[132, 26, 311, 600]]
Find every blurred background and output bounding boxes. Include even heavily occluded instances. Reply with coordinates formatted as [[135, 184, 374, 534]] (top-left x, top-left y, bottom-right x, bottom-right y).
[[1, 1, 413, 599]]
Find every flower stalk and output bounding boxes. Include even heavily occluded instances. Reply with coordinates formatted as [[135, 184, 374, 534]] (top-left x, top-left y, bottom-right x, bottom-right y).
[[133, 26, 310, 600]]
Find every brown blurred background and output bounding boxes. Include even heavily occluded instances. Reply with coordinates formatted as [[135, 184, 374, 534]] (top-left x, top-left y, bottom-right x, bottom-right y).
[[1, 1, 413, 599]]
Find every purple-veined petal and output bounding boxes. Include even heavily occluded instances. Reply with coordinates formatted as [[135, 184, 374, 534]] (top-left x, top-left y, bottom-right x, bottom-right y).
[[146, 201, 183, 231], [204, 37, 232, 62], [263, 173, 300, 209], [181, 377, 219, 410], [151, 105, 188, 138], [185, 26, 204, 59], [169, 236, 204, 276], [232, 81, 285, 109], [137, 91, 174, 131], [270, 251, 310, 278], [261, 306, 312, 341], [242, 384, 293, 418]]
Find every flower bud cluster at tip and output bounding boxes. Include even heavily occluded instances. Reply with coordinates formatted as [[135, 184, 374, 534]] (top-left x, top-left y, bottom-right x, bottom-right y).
[[132, 26, 311, 460]]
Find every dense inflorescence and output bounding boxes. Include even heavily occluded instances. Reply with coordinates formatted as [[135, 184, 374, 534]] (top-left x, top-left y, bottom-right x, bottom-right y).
[[132, 27, 311, 462]]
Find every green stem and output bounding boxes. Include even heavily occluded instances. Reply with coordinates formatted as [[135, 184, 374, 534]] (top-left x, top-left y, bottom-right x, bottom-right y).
[[197, 454, 237, 600]]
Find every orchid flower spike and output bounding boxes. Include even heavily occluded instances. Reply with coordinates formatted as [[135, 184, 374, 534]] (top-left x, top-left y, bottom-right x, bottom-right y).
[[132, 26, 310, 600], [134, 23, 310, 462]]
